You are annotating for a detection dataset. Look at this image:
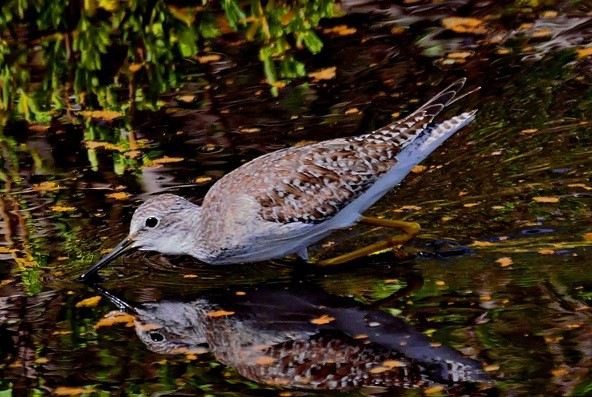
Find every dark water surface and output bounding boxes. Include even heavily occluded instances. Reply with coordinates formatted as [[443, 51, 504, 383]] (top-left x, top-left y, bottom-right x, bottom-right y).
[[2, 1, 592, 396]]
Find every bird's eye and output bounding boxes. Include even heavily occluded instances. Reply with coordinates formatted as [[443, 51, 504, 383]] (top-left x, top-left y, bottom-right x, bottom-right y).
[[145, 217, 159, 228], [148, 331, 165, 342]]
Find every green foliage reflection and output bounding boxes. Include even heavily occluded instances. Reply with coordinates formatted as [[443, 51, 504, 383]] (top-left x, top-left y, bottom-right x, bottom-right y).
[[0, 0, 335, 122]]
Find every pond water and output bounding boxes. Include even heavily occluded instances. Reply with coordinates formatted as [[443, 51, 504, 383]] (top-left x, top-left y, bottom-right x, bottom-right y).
[[2, 1, 592, 396]]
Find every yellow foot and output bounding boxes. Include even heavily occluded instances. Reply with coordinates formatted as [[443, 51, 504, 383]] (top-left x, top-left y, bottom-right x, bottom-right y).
[[316, 216, 421, 266]]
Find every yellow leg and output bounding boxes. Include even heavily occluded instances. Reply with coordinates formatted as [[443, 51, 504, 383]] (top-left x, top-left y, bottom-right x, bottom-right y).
[[316, 216, 421, 266]]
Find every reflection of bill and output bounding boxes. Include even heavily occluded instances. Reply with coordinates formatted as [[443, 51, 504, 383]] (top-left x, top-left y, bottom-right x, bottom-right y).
[[93, 283, 489, 391]]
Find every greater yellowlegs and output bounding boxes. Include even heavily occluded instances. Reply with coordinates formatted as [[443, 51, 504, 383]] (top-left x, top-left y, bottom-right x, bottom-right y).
[[78, 78, 477, 281]]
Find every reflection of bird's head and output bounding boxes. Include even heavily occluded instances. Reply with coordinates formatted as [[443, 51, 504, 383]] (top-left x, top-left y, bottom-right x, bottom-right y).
[[133, 301, 208, 355]]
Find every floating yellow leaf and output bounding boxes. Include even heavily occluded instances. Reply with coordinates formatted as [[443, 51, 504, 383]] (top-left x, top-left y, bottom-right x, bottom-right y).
[[533, 196, 560, 203], [183, 274, 198, 279], [322, 25, 357, 36], [85, 141, 125, 152], [484, 364, 500, 372], [235, 291, 246, 296], [33, 181, 61, 192], [442, 17, 487, 34], [577, 47, 592, 58], [76, 296, 102, 308], [310, 314, 335, 325], [51, 205, 77, 212], [397, 205, 422, 211], [369, 365, 388, 374], [447, 51, 473, 59], [435, 280, 445, 286], [35, 357, 49, 364], [424, 385, 445, 395], [463, 202, 480, 208], [239, 127, 261, 134], [521, 128, 538, 134], [0, 247, 18, 254], [105, 192, 131, 200], [0, 279, 15, 286], [383, 360, 404, 368], [206, 310, 235, 317], [538, 249, 555, 255], [472, 241, 495, 247], [345, 107, 360, 115], [197, 54, 221, 64], [551, 367, 569, 377], [195, 176, 213, 184], [176, 94, 196, 103], [584, 233, 592, 241], [411, 165, 427, 173], [54, 387, 96, 396], [496, 257, 513, 267], [308, 66, 336, 81], [567, 183, 592, 190], [95, 312, 135, 329], [353, 334, 368, 339], [78, 110, 124, 121], [144, 156, 184, 167]]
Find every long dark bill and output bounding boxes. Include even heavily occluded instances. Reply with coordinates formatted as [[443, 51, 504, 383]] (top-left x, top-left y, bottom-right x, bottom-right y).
[[77, 238, 134, 283]]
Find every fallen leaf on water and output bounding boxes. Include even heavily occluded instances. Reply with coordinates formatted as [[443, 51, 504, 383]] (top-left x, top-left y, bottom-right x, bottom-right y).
[[239, 127, 261, 134], [195, 176, 213, 184], [0, 247, 18, 254], [411, 165, 427, 173], [442, 17, 487, 34], [533, 196, 560, 203], [54, 387, 96, 396], [577, 47, 592, 58], [584, 233, 592, 241], [521, 128, 538, 134], [369, 366, 388, 374], [206, 310, 235, 317], [176, 94, 196, 103], [484, 364, 500, 372], [76, 296, 102, 308], [78, 110, 124, 121], [567, 183, 592, 190], [383, 360, 404, 368], [345, 107, 360, 115], [471, 241, 495, 247], [105, 192, 131, 200], [435, 280, 446, 286], [144, 156, 184, 167], [197, 54, 221, 63], [33, 181, 61, 192], [322, 25, 357, 35], [538, 249, 555, 255], [551, 367, 569, 377], [85, 141, 125, 152], [183, 274, 198, 279], [463, 202, 480, 208], [310, 314, 335, 325], [95, 312, 135, 329], [496, 257, 513, 267], [51, 205, 77, 212], [308, 66, 336, 81], [424, 385, 445, 395]]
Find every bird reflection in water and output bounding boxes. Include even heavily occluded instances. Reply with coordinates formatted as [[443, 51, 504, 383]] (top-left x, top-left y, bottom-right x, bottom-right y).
[[91, 282, 490, 392]]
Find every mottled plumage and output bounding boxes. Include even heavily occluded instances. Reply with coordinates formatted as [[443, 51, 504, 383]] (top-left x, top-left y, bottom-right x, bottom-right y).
[[78, 79, 477, 280]]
